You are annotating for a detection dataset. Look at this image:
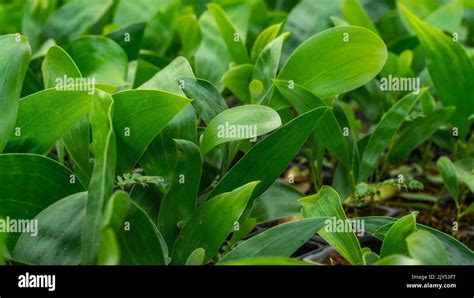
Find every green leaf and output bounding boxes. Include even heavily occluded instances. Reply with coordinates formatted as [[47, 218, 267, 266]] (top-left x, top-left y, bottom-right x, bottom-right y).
[[406, 230, 449, 265], [171, 182, 258, 265], [0, 154, 84, 219], [158, 140, 202, 248], [42, 45, 91, 177], [358, 91, 422, 181], [112, 90, 191, 175], [68, 36, 128, 87], [219, 218, 327, 263], [250, 23, 282, 63], [361, 216, 474, 265], [387, 107, 455, 163], [103, 191, 167, 265], [300, 186, 363, 265], [278, 26, 387, 98], [218, 257, 313, 265], [0, 153, 84, 249], [139, 56, 193, 94], [13, 192, 87, 265], [185, 248, 206, 265], [207, 107, 329, 201], [341, 0, 379, 34], [142, 2, 178, 54], [362, 251, 379, 265], [454, 159, 474, 192], [195, 10, 231, 89], [374, 254, 418, 265], [275, 80, 352, 169], [42, 45, 81, 88], [379, 212, 417, 258], [177, 14, 202, 58], [221, 64, 254, 103], [282, 0, 342, 62], [437, 156, 459, 206], [41, 0, 113, 45], [250, 182, 303, 224], [228, 218, 256, 246], [180, 77, 228, 125], [138, 57, 196, 191], [399, 4, 474, 139], [22, 0, 57, 52], [106, 23, 146, 61], [208, 3, 249, 65], [0, 34, 31, 153], [4, 88, 93, 155], [98, 228, 120, 265], [81, 91, 116, 264], [253, 33, 289, 102], [113, 0, 174, 26], [200, 105, 282, 156]]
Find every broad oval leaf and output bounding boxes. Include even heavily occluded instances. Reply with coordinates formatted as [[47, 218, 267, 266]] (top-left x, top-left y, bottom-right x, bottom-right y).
[[379, 212, 417, 258], [171, 181, 258, 265], [406, 230, 449, 265], [278, 26, 387, 98], [4, 88, 93, 155], [13, 192, 87, 265], [0, 154, 84, 221], [112, 90, 191, 175], [200, 105, 282, 156], [42, 45, 81, 88], [219, 218, 327, 263], [68, 36, 128, 87], [0, 34, 31, 153], [300, 186, 363, 265]]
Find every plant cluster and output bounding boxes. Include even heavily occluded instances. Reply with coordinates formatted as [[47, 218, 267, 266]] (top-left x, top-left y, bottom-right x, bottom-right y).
[[0, 0, 473, 265]]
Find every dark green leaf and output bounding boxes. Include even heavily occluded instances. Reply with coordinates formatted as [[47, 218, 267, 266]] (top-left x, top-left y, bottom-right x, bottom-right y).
[[219, 218, 327, 262], [171, 182, 258, 264], [0, 34, 31, 153]]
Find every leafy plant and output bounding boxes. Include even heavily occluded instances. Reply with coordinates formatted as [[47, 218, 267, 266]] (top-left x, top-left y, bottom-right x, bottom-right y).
[[0, 0, 472, 266]]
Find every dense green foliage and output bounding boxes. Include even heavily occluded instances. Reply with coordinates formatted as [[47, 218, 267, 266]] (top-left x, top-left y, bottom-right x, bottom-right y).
[[0, 0, 472, 266]]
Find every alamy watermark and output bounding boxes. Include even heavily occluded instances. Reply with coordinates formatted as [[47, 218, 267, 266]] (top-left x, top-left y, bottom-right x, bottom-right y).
[[380, 75, 420, 94], [324, 217, 365, 237], [55, 75, 95, 95], [217, 122, 258, 142], [0, 217, 38, 237]]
